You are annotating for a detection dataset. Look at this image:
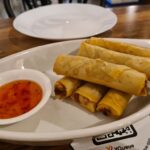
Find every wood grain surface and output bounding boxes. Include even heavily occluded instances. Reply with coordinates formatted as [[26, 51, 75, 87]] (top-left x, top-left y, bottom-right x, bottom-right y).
[[0, 4, 149, 150]]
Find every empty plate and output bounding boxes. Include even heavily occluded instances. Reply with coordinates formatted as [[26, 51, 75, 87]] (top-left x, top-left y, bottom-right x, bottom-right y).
[[13, 4, 117, 40]]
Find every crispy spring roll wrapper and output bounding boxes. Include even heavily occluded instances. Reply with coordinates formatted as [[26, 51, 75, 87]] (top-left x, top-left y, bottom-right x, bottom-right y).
[[78, 43, 150, 79], [54, 77, 82, 99], [96, 89, 132, 118], [85, 37, 150, 58], [71, 83, 108, 112], [53, 55, 147, 96]]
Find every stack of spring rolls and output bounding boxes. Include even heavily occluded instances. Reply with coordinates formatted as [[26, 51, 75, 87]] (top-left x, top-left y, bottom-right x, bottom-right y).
[[53, 37, 150, 118]]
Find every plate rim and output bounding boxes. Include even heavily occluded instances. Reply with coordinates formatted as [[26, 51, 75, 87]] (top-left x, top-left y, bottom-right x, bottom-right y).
[[0, 38, 150, 142], [13, 3, 117, 40]]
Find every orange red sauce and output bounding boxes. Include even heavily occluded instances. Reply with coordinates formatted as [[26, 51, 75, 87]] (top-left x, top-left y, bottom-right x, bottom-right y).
[[0, 80, 43, 119]]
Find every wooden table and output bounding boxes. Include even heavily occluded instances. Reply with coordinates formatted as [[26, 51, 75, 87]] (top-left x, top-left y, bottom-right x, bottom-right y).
[[0, 4, 150, 150]]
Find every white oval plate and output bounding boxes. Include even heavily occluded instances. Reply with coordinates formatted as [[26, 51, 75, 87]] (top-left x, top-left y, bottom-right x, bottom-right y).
[[13, 4, 117, 40], [0, 38, 149, 144]]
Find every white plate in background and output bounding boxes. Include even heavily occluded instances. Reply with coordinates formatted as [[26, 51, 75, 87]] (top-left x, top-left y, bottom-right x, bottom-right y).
[[0, 38, 149, 144], [13, 4, 117, 40]]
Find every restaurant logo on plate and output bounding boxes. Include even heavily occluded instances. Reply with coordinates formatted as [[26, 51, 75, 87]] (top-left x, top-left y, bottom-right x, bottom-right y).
[[92, 125, 137, 145]]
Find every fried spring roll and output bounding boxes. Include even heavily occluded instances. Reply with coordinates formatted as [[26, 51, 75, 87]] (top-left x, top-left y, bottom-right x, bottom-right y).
[[71, 83, 108, 112], [54, 77, 82, 99], [78, 43, 150, 79], [53, 55, 147, 96], [85, 37, 150, 58], [96, 89, 132, 118]]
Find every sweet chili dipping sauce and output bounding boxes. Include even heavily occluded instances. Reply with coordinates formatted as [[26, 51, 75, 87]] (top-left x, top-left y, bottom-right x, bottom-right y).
[[0, 80, 43, 119]]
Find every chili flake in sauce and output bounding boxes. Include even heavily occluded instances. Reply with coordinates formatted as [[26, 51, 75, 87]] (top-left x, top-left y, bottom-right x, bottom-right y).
[[0, 80, 43, 119]]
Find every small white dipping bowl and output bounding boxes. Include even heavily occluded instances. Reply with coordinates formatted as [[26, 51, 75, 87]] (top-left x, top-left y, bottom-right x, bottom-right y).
[[0, 69, 51, 125]]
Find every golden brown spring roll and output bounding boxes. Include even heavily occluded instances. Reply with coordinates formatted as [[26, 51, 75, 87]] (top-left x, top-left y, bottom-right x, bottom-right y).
[[85, 37, 150, 58], [53, 55, 147, 96], [96, 89, 132, 118], [71, 83, 108, 112], [54, 77, 82, 99], [78, 43, 150, 79]]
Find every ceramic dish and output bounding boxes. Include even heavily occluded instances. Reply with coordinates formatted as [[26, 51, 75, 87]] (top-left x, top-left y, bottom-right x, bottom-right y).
[[0, 38, 149, 145], [0, 69, 51, 125], [13, 4, 117, 40]]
